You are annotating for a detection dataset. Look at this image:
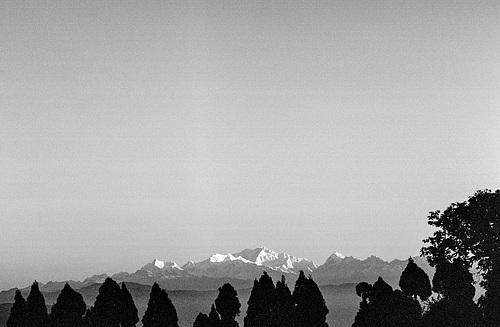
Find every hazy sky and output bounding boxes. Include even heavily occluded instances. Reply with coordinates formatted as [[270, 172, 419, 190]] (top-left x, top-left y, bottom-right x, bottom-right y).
[[1, 0, 499, 290]]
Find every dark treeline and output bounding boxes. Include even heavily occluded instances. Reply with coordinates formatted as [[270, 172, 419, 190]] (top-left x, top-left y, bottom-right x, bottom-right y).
[[6, 270, 328, 327], [194, 270, 328, 327], [353, 189, 500, 327], [7, 189, 499, 327], [7, 278, 176, 327]]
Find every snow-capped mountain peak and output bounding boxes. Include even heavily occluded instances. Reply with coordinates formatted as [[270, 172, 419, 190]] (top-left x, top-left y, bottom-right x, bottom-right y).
[[233, 247, 279, 265], [140, 259, 183, 273], [153, 259, 165, 269], [333, 252, 345, 259]]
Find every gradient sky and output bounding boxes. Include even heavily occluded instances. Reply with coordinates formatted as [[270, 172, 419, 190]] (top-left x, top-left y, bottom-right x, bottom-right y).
[[1, 0, 499, 290]]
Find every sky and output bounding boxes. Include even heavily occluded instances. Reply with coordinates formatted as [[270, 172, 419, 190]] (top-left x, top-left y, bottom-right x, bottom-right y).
[[1, 0, 499, 291]]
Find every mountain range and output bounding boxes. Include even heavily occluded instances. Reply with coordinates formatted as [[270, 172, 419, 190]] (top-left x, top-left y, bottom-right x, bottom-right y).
[[0, 247, 434, 296]]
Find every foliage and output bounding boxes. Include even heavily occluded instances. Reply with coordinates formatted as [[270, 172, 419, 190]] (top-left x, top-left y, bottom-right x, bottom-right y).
[[244, 272, 275, 327], [142, 282, 179, 327], [208, 304, 221, 327], [86, 278, 123, 327], [25, 281, 48, 327], [399, 257, 432, 301], [352, 277, 422, 327], [193, 313, 210, 327], [432, 259, 475, 300], [7, 290, 27, 327], [423, 297, 484, 327], [292, 271, 329, 327], [215, 283, 241, 327], [120, 282, 139, 327], [49, 283, 86, 327], [421, 189, 500, 326], [269, 275, 294, 327]]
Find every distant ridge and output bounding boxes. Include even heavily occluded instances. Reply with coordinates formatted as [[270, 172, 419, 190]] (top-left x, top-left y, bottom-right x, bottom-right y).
[[0, 247, 433, 294]]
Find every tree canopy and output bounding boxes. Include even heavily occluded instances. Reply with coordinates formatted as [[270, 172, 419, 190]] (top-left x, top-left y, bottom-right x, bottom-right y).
[[352, 277, 422, 327], [244, 272, 275, 327], [120, 282, 139, 327], [215, 283, 241, 327], [421, 189, 500, 326], [292, 271, 329, 327], [399, 258, 431, 301], [25, 282, 48, 327], [86, 278, 123, 327], [49, 283, 86, 327], [142, 282, 179, 327], [7, 290, 27, 327]]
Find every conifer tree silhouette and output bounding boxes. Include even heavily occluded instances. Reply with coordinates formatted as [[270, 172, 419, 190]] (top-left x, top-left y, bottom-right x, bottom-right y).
[[399, 258, 431, 301], [214, 283, 241, 327], [49, 283, 86, 327], [25, 281, 48, 327], [208, 304, 221, 327], [142, 282, 179, 327], [193, 313, 211, 327], [269, 275, 294, 327], [120, 282, 139, 327], [244, 272, 275, 327], [7, 290, 27, 327], [86, 277, 123, 327], [292, 271, 329, 327]]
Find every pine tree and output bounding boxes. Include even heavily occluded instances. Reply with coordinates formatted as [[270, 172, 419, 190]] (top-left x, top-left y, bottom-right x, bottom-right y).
[[208, 304, 221, 327], [87, 278, 123, 327], [292, 271, 328, 327], [25, 281, 48, 327], [269, 275, 294, 327], [399, 258, 432, 301], [49, 283, 86, 327], [244, 272, 275, 327], [120, 283, 139, 327], [214, 283, 241, 327], [142, 282, 179, 327], [7, 290, 27, 327], [193, 313, 209, 327]]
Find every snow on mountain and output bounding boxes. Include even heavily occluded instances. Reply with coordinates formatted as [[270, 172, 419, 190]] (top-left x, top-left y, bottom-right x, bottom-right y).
[[115, 250, 433, 288], [231, 247, 319, 272], [139, 259, 183, 277], [127, 247, 318, 280], [20, 248, 434, 294]]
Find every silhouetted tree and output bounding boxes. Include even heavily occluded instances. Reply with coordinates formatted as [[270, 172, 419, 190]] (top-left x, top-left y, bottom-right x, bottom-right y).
[[421, 189, 500, 326], [25, 281, 48, 327], [292, 271, 329, 327], [355, 282, 372, 303], [193, 313, 210, 327], [399, 257, 432, 301], [352, 277, 422, 327], [49, 283, 86, 327], [120, 282, 139, 327], [86, 278, 123, 327], [215, 283, 241, 327], [423, 259, 484, 327], [7, 290, 27, 327], [478, 268, 500, 327], [269, 275, 294, 327], [142, 282, 179, 327], [244, 272, 275, 327], [208, 304, 221, 327]]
